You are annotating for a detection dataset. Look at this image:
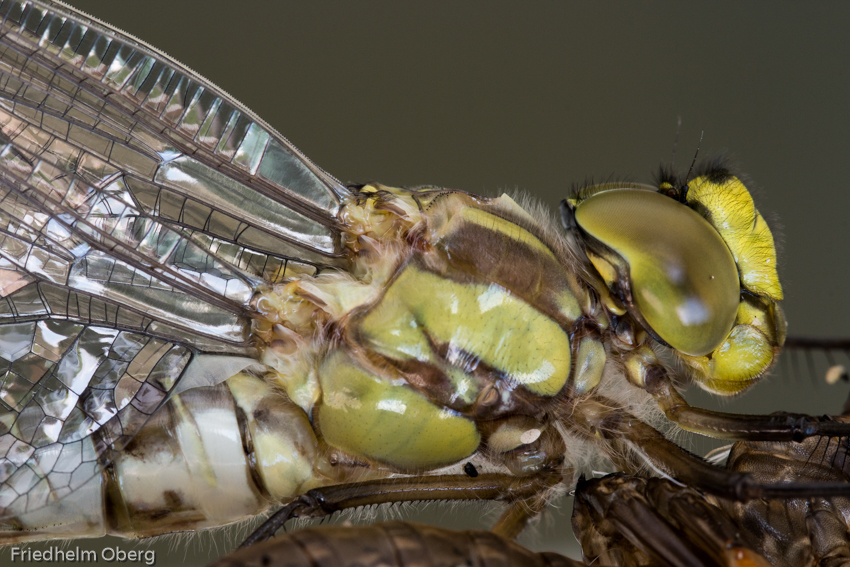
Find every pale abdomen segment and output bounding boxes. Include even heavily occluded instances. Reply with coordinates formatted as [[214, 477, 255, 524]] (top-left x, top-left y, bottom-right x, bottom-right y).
[[0, 373, 332, 542]]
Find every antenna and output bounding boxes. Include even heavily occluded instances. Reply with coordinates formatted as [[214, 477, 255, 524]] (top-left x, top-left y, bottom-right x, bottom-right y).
[[680, 130, 704, 203]]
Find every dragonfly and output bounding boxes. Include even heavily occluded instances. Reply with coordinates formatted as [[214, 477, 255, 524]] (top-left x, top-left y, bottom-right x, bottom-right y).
[[0, 1, 844, 567]]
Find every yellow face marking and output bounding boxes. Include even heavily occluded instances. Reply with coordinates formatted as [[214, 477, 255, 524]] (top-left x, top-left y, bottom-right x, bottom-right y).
[[689, 325, 775, 395], [735, 295, 783, 346], [317, 351, 480, 469], [687, 175, 783, 300], [359, 265, 572, 397]]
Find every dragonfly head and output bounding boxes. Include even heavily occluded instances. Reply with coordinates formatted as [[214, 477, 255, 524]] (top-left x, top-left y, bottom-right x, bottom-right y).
[[563, 164, 786, 394]]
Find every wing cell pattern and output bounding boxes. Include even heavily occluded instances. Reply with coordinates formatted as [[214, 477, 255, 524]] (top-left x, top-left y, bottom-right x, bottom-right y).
[[0, 320, 190, 516], [0, 0, 347, 520]]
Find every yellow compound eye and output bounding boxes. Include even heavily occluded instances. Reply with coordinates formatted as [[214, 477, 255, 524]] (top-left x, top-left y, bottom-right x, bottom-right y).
[[574, 188, 740, 356]]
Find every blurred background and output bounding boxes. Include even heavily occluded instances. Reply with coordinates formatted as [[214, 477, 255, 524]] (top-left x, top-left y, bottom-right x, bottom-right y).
[[5, 0, 849, 563]]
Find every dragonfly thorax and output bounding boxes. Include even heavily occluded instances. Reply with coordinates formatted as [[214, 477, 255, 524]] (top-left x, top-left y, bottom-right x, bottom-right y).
[[256, 185, 610, 472]]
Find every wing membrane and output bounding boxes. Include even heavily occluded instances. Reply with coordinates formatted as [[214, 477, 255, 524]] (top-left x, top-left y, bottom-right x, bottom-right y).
[[0, 320, 191, 516], [0, 0, 347, 520]]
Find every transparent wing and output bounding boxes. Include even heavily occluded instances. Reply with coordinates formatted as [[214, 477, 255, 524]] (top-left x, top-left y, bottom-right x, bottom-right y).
[[0, 0, 347, 519]]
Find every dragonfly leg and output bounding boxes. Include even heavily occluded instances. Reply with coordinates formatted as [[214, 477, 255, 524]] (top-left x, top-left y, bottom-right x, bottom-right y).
[[240, 471, 563, 548], [646, 370, 850, 441], [217, 522, 586, 567], [575, 395, 850, 502], [574, 402, 850, 567], [572, 474, 772, 567], [491, 485, 552, 539]]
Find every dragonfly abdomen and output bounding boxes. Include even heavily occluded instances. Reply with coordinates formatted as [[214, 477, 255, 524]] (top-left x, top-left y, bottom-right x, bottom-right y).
[[0, 372, 338, 542]]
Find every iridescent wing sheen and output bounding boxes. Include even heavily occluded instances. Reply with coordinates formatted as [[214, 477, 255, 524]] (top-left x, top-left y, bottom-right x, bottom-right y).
[[0, 0, 347, 519]]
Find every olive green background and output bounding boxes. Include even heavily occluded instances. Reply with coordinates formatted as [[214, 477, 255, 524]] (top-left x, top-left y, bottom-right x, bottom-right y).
[[3, 1, 849, 564]]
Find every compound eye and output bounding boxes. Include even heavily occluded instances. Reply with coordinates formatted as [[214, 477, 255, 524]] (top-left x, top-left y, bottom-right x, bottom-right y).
[[574, 189, 739, 356]]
